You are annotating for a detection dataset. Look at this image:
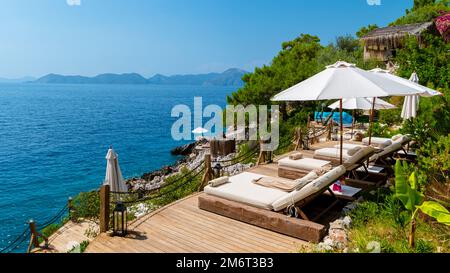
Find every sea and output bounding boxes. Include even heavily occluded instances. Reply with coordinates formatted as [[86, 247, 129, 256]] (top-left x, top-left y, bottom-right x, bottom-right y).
[[0, 83, 235, 252]]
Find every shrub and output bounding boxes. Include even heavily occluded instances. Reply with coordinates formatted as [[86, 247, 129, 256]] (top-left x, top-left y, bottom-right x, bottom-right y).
[[349, 201, 380, 227], [378, 108, 402, 127], [71, 190, 100, 220]]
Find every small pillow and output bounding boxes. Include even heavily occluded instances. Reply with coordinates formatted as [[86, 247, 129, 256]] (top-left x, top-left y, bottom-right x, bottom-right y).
[[391, 134, 403, 142], [314, 164, 333, 176], [347, 146, 362, 156], [289, 152, 303, 160], [293, 171, 318, 191], [208, 176, 229, 187]]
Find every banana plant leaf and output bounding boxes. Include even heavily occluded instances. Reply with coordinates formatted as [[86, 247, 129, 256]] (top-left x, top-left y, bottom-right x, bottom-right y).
[[418, 201, 450, 226], [394, 161, 424, 211]]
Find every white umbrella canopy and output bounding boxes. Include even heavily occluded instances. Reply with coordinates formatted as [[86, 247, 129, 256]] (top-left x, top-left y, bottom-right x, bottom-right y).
[[272, 61, 423, 102], [328, 97, 396, 110], [104, 147, 128, 193], [192, 127, 208, 134], [370, 69, 442, 97]]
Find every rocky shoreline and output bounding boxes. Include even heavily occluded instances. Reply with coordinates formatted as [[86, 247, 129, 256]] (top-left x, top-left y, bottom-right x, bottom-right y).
[[124, 139, 254, 193]]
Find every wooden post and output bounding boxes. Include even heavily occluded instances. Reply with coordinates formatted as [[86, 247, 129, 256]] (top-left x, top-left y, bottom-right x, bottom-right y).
[[199, 153, 214, 191], [28, 220, 39, 248], [99, 185, 110, 233], [327, 122, 332, 141], [368, 97, 376, 146], [294, 128, 302, 151], [257, 140, 265, 166]]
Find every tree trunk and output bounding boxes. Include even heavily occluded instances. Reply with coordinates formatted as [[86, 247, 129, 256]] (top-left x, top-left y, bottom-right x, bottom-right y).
[[409, 218, 416, 249]]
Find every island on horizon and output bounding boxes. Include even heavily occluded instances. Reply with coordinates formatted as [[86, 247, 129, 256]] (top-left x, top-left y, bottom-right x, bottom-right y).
[[13, 68, 248, 86]]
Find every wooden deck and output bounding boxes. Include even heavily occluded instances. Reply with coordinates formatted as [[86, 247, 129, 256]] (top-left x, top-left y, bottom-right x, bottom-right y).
[[85, 193, 307, 253], [38, 141, 354, 253], [33, 220, 98, 253]]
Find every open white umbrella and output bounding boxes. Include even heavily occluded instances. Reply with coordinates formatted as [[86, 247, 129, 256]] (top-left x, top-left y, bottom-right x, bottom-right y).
[[329, 97, 396, 135], [104, 147, 128, 194], [272, 61, 423, 164], [370, 69, 441, 122], [328, 97, 396, 110], [192, 127, 208, 134]]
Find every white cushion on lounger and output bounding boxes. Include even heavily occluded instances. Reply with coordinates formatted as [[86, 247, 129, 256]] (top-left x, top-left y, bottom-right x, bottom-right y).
[[314, 148, 351, 160], [204, 172, 287, 210], [332, 143, 365, 150], [392, 135, 410, 145], [344, 146, 375, 165], [278, 157, 331, 171], [271, 166, 346, 212], [369, 142, 403, 162], [362, 137, 393, 148]]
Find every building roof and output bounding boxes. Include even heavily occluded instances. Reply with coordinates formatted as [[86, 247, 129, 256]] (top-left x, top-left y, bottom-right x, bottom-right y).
[[361, 22, 435, 48]]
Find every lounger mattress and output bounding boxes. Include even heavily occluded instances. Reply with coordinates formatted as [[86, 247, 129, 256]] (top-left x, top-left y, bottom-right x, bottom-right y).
[[314, 148, 351, 160], [278, 158, 331, 171], [204, 172, 287, 210]]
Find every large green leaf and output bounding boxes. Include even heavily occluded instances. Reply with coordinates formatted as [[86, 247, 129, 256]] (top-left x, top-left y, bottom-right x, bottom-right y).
[[394, 161, 424, 211], [418, 201, 450, 226]]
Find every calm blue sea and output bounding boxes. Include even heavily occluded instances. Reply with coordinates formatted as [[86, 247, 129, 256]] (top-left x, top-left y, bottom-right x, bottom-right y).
[[0, 83, 235, 252]]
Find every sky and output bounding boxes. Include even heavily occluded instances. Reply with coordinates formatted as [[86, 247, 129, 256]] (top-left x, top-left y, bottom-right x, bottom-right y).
[[0, 0, 413, 78]]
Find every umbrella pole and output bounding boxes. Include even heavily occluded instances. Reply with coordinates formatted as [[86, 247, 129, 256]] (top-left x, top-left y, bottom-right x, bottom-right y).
[[368, 97, 376, 146], [340, 99, 343, 165], [351, 109, 355, 136]]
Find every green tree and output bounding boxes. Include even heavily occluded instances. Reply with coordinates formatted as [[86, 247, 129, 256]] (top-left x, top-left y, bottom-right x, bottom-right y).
[[413, 0, 436, 10], [356, 24, 379, 38], [227, 34, 323, 109]]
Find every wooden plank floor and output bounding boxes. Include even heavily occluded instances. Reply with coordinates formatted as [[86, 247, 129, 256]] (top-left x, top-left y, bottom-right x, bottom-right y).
[[38, 142, 355, 253], [33, 220, 97, 253], [85, 193, 307, 253]]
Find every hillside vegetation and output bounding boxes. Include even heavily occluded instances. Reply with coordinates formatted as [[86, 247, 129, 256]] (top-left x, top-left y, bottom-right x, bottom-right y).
[[228, 1, 450, 253]]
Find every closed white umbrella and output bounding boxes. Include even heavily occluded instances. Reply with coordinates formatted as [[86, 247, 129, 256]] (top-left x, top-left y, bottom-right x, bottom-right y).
[[401, 73, 420, 120], [104, 147, 128, 194], [272, 61, 423, 164]]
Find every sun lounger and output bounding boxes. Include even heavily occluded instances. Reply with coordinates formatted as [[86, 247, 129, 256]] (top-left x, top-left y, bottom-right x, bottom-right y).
[[200, 167, 347, 242], [362, 134, 411, 148], [204, 166, 345, 214], [313, 146, 375, 166]]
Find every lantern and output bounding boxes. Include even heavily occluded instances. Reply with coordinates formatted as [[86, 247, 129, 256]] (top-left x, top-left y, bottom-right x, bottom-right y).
[[213, 163, 223, 178], [112, 201, 127, 236]]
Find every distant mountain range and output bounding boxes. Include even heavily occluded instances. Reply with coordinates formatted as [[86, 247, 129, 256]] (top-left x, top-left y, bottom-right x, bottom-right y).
[[0, 76, 36, 83], [32, 68, 247, 86]]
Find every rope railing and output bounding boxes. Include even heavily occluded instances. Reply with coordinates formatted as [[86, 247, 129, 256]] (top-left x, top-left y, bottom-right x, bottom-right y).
[[36, 204, 69, 230], [0, 227, 31, 253], [0, 202, 69, 253], [212, 146, 259, 164], [121, 166, 205, 205], [110, 159, 205, 196]]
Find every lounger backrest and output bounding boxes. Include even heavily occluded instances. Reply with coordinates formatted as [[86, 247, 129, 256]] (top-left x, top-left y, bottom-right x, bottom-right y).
[[392, 135, 410, 145], [369, 141, 402, 162], [271, 165, 346, 212], [344, 146, 375, 165]]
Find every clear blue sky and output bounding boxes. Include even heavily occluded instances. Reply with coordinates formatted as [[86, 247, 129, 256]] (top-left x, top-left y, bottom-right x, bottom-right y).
[[0, 0, 413, 78]]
